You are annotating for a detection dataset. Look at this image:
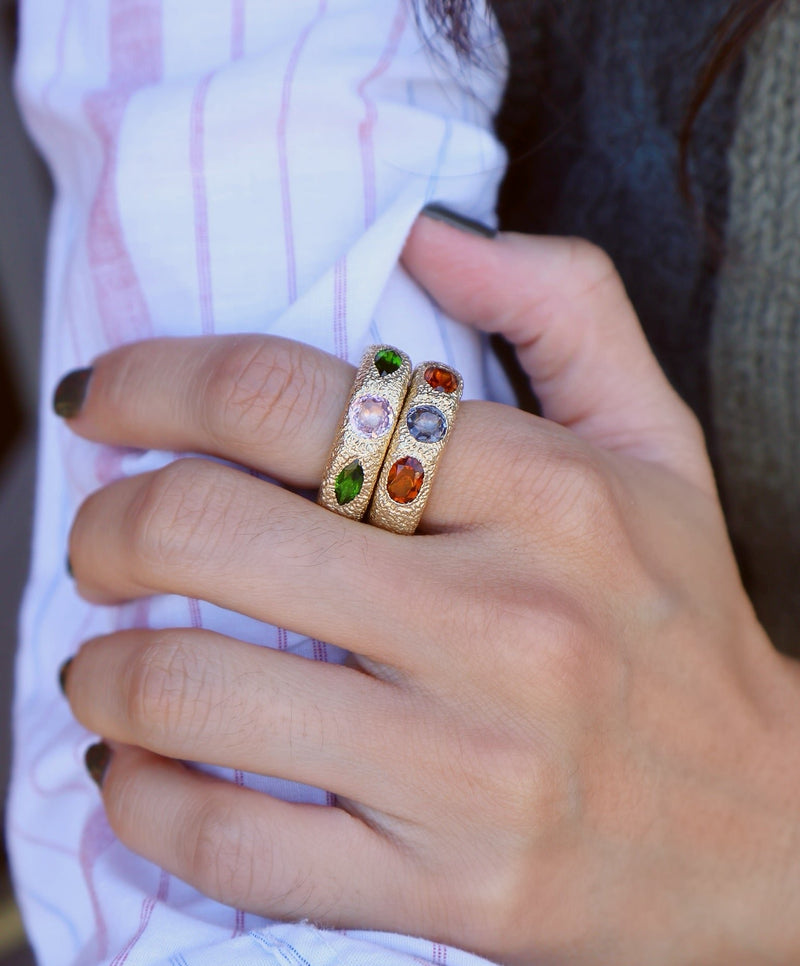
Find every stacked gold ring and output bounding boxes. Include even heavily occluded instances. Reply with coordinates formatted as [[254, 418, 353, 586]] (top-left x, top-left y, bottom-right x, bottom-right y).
[[317, 345, 412, 520], [319, 346, 462, 534], [367, 360, 463, 534]]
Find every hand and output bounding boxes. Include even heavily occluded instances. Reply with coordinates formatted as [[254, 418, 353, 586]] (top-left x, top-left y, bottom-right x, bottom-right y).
[[60, 215, 800, 965]]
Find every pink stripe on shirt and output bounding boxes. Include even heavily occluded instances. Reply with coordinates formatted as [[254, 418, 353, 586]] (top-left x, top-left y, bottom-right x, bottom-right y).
[[231, 0, 246, 60], [191, 73, 216, 336], [277, 0, 328, 305], [79, 807, 116, 961], [333, 254, 348, 361], [357, 0, 408, 228], [83, 0, 163, 347], [110, 870, 170, 966], [79, 4, 165, 957]]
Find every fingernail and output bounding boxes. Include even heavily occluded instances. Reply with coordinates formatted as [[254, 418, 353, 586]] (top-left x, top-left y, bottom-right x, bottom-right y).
[[421, 202, 497, 239], [53, 367, 92, 418], [58, 657, 73, 696], [85, 742, 112, 788]]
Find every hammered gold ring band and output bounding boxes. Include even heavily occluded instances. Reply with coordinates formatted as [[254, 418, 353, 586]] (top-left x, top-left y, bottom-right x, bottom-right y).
[[318, 344, 463, 534], [368, 359, 463, 534], [317, 345, 412, 520]]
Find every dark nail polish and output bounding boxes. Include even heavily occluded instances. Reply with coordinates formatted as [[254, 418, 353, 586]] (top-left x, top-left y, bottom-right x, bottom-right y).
[[85, 742, 112, 789], [421, 202, 497, 239], [58, 657, 73, 696], [66, 554, 73, 579], [53, 367, 92, 419]]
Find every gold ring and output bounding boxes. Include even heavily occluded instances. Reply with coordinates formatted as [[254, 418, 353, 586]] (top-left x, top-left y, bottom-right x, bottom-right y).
[[318, 345, 412, 519], [367, 361, 463, 534]]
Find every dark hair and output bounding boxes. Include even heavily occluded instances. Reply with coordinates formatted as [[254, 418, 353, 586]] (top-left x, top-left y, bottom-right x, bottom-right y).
[[678, 0, 784, 198], [421, 0, 784, 200]]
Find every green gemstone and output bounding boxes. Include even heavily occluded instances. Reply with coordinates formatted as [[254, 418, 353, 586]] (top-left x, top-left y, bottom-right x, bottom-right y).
[[335, 460, 364, 505], [374, 348, 403, 376]]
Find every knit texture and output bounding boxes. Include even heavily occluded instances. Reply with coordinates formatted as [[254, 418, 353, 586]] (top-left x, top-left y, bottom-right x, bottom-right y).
[[711, 0, 800, 654]]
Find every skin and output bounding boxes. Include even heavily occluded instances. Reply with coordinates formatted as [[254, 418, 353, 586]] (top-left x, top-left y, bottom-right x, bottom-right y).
[[60, 215, 800, 965]]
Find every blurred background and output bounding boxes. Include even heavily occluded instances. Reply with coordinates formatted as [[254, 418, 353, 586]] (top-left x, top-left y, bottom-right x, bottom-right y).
[[0, 0, 48, 960]]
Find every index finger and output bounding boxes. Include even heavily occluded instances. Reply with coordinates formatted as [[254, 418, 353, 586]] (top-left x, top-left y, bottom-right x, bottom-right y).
[[55, 334, 352, 489], [402, 215, 716, 495]]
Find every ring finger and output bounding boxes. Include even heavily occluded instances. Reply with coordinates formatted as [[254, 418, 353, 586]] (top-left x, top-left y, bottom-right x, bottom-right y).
[[63, 627, 421, 806]]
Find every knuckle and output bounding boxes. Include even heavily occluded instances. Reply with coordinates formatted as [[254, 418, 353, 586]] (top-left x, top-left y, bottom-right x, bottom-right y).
[[464, 729, 579, 848], [203, 337, 323, 449], [186, 796, 259, 907], [536, 605, 609, 702], [476, 854, 540, 942], [512, 756, 579, 851], [538, 445, 620, 539], [505, 567, 628, 708], [539, 448, 658, 599], [123, 634, 216, 742], [125, 460, 238, 575], [497, 433, 618, 538]]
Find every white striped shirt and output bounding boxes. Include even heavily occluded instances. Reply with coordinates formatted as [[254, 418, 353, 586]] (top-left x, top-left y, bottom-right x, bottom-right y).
[[10, 1, 507, 962]]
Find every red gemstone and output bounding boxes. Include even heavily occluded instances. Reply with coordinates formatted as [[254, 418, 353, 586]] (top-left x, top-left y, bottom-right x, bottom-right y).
[[424, 365, 459, 393], [387, 457, 424, 504]]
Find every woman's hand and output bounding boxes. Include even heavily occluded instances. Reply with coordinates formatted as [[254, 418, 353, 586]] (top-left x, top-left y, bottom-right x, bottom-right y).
[[59, 215, 800, 965]]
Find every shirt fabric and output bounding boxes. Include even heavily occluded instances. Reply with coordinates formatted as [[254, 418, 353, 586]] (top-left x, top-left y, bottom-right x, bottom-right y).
[[9, 1, 508, 963]]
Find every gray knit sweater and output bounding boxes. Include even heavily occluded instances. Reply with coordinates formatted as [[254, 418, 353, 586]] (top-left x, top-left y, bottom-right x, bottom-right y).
[[712, 2, 800, 654], [492, 0, 799, 653]]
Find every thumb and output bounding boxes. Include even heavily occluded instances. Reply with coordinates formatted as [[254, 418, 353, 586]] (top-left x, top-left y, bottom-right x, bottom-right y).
[[402, 208, 714, 493]]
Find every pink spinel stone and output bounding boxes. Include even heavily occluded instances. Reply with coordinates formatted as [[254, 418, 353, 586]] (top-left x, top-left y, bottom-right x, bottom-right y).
[[349, 395, 392, 438]]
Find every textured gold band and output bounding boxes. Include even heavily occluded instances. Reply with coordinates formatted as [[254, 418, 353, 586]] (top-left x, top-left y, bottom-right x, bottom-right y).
[[367, 361, 463, 534], [317, 345, 412, 520]]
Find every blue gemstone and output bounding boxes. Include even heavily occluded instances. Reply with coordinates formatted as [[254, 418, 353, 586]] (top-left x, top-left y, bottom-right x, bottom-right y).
[[407, 405, 446, 443]]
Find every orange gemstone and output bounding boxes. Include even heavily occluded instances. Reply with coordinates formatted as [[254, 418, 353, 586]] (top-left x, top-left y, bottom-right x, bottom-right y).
[[424, 365, 459, 393], [387, 457, 424, 504]]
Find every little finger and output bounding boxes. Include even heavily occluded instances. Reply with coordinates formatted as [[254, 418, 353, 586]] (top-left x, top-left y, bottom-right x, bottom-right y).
[[93, 743, 412, 930]]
